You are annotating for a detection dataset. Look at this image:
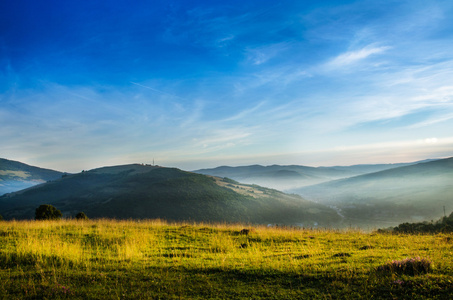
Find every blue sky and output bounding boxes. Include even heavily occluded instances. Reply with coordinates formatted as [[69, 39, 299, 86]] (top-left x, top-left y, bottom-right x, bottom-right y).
[[1, 0, 453, 172]]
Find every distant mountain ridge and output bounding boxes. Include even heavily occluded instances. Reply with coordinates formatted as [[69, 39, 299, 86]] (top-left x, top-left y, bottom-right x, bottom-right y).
[[193, 160, 430, 191], [2, 157, 447, 228], [0, 164, 340, 226], [0, 158, 64, 196]]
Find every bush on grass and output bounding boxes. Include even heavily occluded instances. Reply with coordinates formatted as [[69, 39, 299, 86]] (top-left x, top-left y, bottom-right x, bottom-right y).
[[377, 257, 432, 276], [75, 212, 89, 220], [35, 205, 62, 220]]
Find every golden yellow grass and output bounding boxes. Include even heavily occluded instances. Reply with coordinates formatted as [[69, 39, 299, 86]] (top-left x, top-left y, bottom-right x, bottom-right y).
[[0, 219, 452, 299]]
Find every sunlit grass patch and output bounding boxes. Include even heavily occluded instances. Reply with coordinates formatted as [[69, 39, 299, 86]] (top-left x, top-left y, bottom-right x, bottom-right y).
[[0, 219, 452, 299]]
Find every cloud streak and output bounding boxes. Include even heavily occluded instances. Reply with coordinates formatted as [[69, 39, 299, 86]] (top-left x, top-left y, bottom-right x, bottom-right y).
[[325, 45, 391, 69]]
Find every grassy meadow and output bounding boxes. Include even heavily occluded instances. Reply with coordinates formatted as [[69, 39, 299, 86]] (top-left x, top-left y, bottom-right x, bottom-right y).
[[0, 219, 452, 299]]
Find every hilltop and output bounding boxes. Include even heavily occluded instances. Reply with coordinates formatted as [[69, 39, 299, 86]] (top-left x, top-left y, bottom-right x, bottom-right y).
[[0, 164, 340, 226], [0, 158, 64, 196]]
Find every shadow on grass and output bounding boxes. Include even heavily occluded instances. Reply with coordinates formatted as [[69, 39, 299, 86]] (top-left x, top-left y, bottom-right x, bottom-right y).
[[2, 264, 452, 299], [175, 266, 453, 299]]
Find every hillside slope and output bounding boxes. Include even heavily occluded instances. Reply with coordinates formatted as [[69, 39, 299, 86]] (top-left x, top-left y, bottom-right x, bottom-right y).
[[293, 157, 453, 228], [0, 164, 340, 226], [0, 158, 64, 196]]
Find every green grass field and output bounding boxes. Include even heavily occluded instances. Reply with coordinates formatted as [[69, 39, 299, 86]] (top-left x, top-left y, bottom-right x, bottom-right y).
[[0, 219, 452, 299]]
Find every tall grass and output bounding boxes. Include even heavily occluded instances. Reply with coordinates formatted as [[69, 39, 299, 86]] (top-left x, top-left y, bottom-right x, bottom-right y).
[[0, 219, 452, 299]]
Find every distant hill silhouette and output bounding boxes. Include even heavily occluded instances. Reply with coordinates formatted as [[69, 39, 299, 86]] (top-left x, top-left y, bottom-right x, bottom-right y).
[[294, 157, 452, 228], [0, 164, 340, 226], [194, 161, 424, 191], [0, 158, 64, 196]]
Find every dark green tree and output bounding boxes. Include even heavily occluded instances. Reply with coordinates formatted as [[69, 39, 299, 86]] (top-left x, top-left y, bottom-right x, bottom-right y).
[[0, 214, 3, 221], [75, 212, 88, 220], [35, 204, 62, 220]]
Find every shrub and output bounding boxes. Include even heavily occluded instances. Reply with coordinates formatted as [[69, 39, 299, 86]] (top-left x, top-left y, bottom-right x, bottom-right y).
[[0, 214, 3, 221], [75, 212, 88, 220], [377, 257, 432, 276], [35, 204, 62, 220]]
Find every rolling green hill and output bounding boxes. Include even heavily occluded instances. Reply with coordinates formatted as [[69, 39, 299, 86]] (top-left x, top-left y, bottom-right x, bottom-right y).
[[0, 164, 340, 226], [293, 157, 453, 228], [0, 158, 64, 196]]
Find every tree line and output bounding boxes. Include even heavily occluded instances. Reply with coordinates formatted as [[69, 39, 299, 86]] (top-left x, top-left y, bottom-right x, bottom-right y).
[[386, 212, 453, 234], [0, 204, 88, 221], [34, 204, 89, 220]]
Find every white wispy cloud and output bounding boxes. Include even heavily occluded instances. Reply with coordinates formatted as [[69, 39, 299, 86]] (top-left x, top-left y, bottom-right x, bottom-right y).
[[130, 81, 184, 99], [407, 110, 453, 129], [324, 45, 391, 69], [245, 42, 291, 65], [221, 101, 267, 122], [193, 129, 251, 152]]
